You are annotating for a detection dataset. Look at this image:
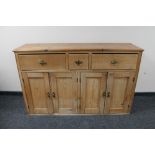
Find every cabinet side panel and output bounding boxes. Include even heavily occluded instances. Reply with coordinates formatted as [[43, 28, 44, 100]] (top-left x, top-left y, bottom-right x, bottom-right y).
[[127, 52, 143, 112], [15, 53, 29, 113]]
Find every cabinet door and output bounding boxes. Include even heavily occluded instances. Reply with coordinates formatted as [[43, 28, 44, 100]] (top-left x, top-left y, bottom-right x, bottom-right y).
[[22, 72, 53, 114], [50, 72, 78, 114], [104, 72, 136, 114], [80, 72, 107, 114]]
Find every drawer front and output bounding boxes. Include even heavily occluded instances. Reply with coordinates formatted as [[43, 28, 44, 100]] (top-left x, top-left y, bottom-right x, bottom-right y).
[[92, 54, 138, 69], [18, 54, 67, 70], [69, 54, 89, 69]]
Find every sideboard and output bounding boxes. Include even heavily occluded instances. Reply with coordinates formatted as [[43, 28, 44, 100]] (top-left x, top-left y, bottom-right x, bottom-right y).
[[13, 43, 143, 115]]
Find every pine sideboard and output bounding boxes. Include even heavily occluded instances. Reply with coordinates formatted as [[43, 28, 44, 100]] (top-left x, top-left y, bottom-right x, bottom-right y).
[[13, 43, 143, 115]]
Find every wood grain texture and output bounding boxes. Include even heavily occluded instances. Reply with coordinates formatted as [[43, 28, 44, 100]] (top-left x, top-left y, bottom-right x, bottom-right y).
[[22, 72, 53, 114], [15, 53, 30, 113], [104, 71, 136, 114], [50, 72, 78, 114], [80, 72, 107, 114], [92, 54, 138, 69], [69, 54, 89, 70], [18, 54, 67, 71], [127, 52, 143, 112], [13, 43, 144, 52]]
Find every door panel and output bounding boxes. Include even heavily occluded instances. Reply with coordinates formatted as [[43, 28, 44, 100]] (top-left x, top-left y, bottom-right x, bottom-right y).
[[50, 72, 78, 114], [104, 71, 135, 114], [80, 72, 107, 114], [22, 72, 53, 114]]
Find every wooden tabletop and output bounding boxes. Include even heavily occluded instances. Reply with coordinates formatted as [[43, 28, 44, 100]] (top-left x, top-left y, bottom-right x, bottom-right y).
[[13, 43, 144, 52]]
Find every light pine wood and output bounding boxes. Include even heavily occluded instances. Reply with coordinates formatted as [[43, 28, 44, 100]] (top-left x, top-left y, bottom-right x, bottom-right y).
[[69, 54, 89, 70], [14, 43, 143, 115], [15, 53, 29, 113], [92, 54, 138, 69], [50, 72, 78, 114], [19, 54, 67, 70], [13, 43, 143, 52], [104, 71, 136, 114], [22, 72, 53, 114], [80, 72, 107, 114], [127, 52, 143, 112]]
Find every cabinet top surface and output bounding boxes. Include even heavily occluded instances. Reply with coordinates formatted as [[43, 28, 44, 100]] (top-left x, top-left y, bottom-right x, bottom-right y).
[[13, 43, 143, 52]]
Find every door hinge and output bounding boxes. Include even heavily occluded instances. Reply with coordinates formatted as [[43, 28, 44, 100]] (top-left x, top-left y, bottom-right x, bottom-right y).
[[133, 77, 135, 82], [27, 104, 29, 109]]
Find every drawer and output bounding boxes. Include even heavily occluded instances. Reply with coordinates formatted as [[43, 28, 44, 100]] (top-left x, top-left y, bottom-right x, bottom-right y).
[[92, 54, 138, 69], [69, 54, 89, 69], [18, 54, 67, 70]]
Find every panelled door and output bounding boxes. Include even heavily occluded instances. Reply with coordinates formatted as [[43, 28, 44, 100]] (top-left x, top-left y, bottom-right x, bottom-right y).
[[22, 72, 53, 114], [80, 72, 107, 114], [22, 71, 136, 115], [104, 71, 136, 114], [50, 72, 78, 114]]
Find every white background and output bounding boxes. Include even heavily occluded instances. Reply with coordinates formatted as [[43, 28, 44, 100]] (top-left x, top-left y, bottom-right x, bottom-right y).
[[0, 26, 154, 92]]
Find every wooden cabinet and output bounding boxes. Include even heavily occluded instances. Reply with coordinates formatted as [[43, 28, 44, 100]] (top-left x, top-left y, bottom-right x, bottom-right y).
[[14, 43, 143, 115]]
